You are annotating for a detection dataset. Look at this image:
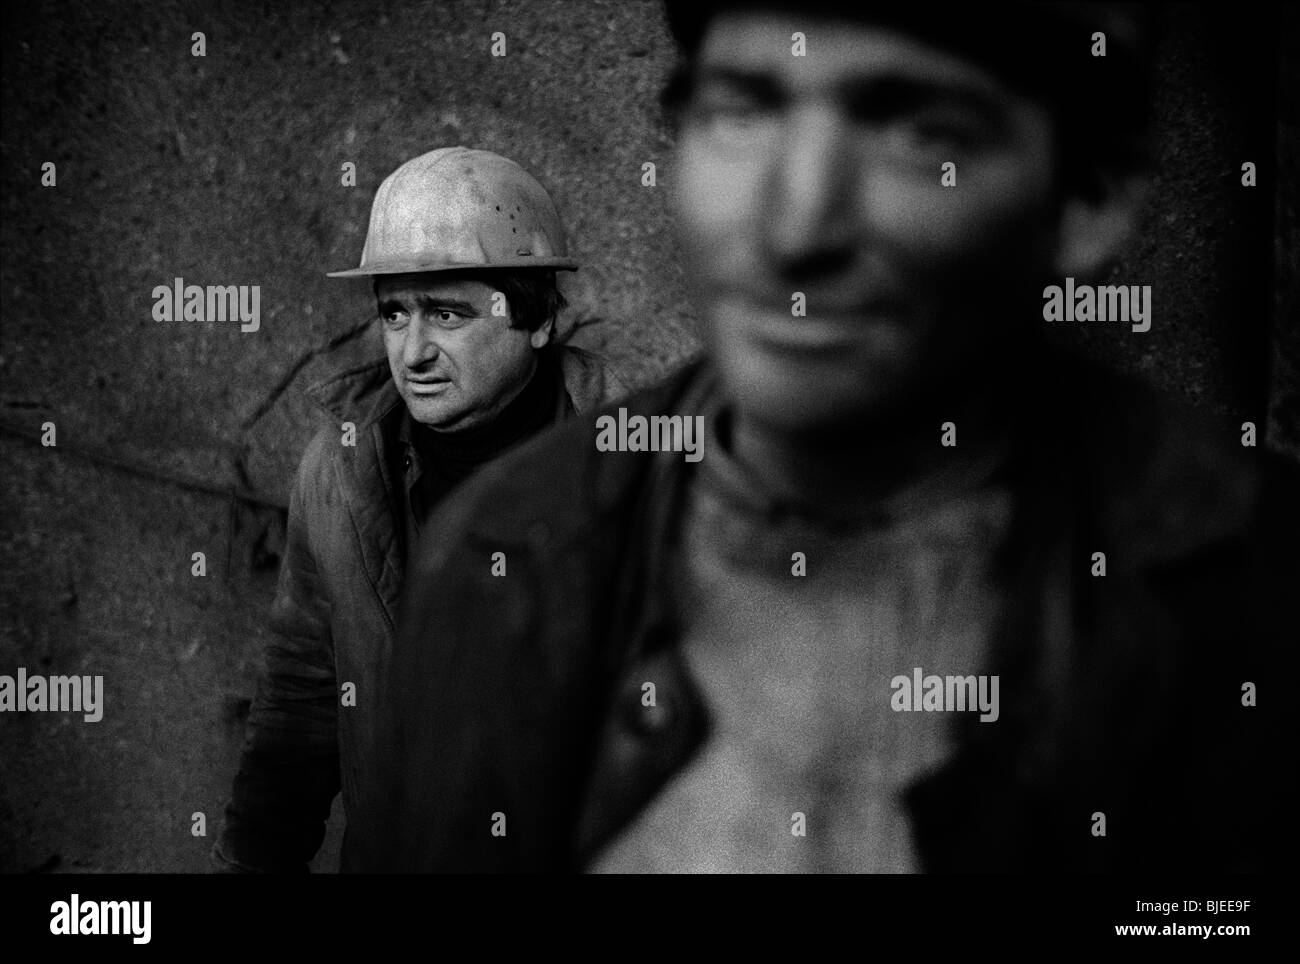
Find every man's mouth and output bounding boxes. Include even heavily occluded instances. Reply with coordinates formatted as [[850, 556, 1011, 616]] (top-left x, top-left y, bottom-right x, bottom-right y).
[[728, 297, 909, 353], [406, 376, 450, 395]]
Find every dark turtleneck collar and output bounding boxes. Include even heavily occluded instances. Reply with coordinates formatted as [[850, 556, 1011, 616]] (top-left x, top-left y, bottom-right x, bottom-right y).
[[405, 348, 559, 460], [397, 346, 563, 529]]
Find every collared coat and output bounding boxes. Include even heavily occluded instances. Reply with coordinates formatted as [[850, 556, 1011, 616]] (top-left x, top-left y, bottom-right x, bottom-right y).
[[214, 345, 626, 872], [353, 351, 1299, 872]]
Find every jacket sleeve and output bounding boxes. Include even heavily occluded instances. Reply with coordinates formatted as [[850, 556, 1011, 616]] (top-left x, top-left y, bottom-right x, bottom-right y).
[[213, 430, 342, 872]]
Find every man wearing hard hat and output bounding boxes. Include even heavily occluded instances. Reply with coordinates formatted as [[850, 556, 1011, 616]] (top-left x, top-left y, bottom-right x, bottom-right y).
[[212, 147, 626, 872]]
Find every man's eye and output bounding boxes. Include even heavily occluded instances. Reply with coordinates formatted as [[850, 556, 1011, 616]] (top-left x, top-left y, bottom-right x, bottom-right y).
[[689, 99, 777, 141], [383, 310, 409, 327], [878, 116, 982, 158], [433, 310, 462, 324]]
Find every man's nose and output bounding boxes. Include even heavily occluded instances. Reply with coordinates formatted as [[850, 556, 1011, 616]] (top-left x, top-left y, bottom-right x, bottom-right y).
[[760, 104, 858, 271], [403, 316, 440, 369]]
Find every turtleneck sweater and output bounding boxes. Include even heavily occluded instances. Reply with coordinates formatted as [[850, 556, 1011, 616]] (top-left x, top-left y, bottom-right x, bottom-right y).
[[395, 347, 562, 573]]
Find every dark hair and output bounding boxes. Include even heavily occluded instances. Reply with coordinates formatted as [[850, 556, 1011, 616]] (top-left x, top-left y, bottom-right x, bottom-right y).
[[490, 269, 567, 333], [660, 0, 1158, 199], [371, 269, 567, 333]]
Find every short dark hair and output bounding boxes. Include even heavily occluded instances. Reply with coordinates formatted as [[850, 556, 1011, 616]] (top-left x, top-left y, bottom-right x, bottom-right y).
[[490, 269, 567, 333], [660, 0, 1158, 200], [371, 269, 567, 333]]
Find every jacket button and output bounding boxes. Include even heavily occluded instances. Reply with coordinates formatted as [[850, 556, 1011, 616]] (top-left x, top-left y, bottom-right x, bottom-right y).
[[403, 454, 412, 471]]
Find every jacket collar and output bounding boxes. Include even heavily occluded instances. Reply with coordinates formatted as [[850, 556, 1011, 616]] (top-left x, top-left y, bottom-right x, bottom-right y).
[[304, 357, 403, 429], [301, 345, 627, 628]]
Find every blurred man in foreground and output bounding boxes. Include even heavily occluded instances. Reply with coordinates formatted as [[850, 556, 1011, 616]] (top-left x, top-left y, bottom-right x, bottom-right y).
[[363, 5, 1296, 872]]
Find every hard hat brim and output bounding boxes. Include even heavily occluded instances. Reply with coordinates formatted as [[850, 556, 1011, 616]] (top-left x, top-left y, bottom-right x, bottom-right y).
[[327, 257, 579, 278]]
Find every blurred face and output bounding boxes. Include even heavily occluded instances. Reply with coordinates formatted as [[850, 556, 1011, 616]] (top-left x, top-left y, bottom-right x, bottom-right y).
[[377, 273, 548, 431], [674, 13, 1061, 435]]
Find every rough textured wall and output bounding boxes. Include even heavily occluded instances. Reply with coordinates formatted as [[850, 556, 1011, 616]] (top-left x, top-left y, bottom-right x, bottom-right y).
[[0, 0, 1294, 873]]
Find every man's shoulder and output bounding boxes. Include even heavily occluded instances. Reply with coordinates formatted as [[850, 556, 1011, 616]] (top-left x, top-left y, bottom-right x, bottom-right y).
[[284, 425, 343, 505], [557, 343, 635, 411], [304, 356, 395, 424]]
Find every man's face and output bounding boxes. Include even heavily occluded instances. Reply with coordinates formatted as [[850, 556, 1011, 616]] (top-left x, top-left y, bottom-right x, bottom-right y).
[[674, 13, 1061, 435], [377, 273, 546, 432]]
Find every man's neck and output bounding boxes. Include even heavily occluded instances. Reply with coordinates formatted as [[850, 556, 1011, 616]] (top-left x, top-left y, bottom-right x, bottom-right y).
[[410, 349, 558, 463], [729, 372, 1019, 523]]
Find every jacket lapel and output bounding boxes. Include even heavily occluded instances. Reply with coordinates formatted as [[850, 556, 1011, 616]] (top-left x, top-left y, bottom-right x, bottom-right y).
[[349, 383, 406, 628], [302, 344, 627, 641], [305, 359, 406, 633]]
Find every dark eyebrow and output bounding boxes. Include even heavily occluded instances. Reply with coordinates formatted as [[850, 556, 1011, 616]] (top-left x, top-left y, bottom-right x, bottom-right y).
[[377, 296, 479, 316], [839, 76, 1006, 127], [418, 296, 479, 315], [688, 66, 1006, 127], [687, 66, 787, 106]]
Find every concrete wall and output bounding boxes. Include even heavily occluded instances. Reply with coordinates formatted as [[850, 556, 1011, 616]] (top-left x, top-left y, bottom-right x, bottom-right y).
[[1, 0, 1294, 872]]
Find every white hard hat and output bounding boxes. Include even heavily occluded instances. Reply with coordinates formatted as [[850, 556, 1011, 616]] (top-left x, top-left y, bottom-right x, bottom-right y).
[[328, 146, 578, 277]]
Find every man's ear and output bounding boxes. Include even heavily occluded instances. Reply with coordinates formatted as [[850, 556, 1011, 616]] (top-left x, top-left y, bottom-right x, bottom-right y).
[[529, 316, 554, 349], [1052, 170, 1149, 278]]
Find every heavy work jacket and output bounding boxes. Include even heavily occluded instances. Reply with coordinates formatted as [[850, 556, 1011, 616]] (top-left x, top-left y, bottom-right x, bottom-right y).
[[214, 345, 626, 872], [354, 350, 1298, 872]]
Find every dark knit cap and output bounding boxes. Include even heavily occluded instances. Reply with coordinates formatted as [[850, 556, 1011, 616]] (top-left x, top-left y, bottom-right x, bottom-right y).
[[662, 1, 1158, 171]]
